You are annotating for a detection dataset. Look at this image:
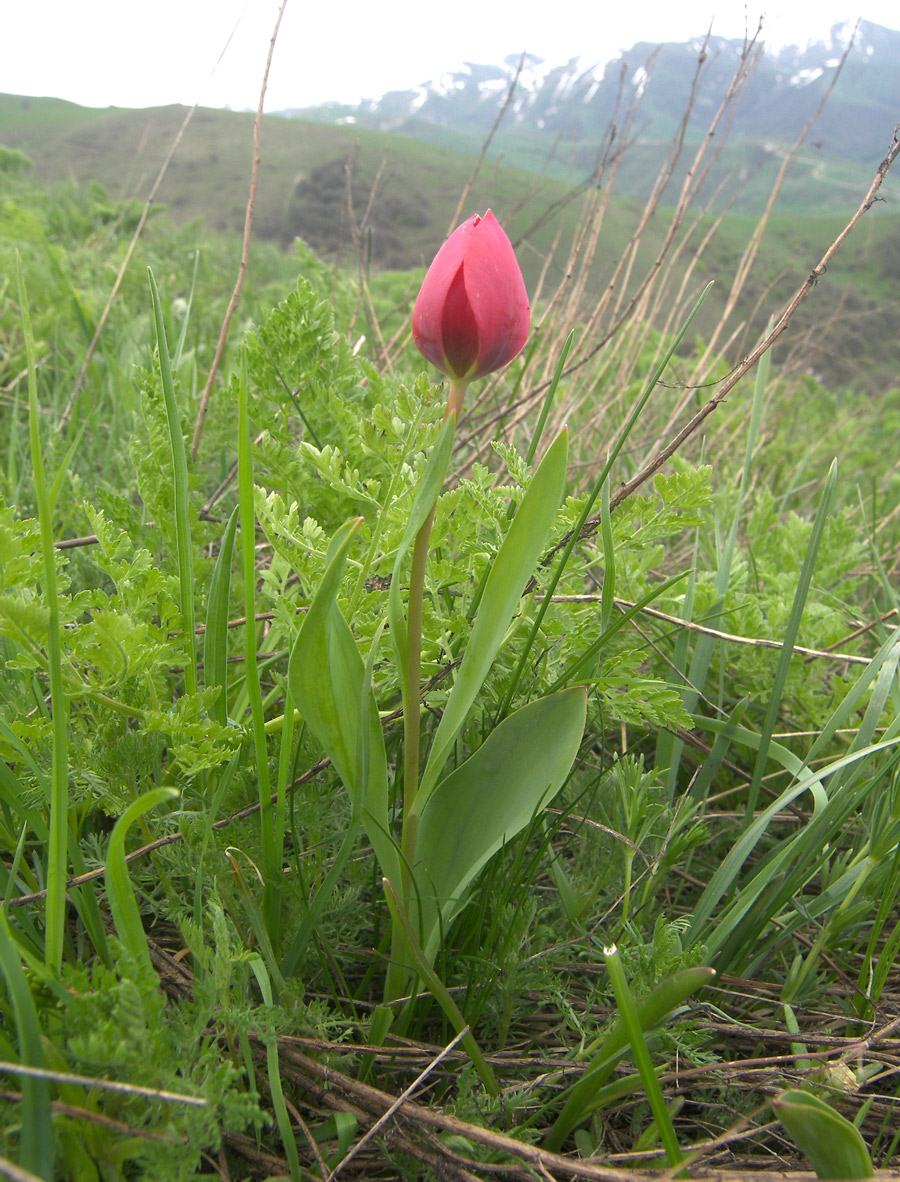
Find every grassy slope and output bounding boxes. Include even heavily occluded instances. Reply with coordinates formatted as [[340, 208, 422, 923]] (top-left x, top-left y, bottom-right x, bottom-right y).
[[3, 105, 900, 1181], [3, 91, 898, 393]]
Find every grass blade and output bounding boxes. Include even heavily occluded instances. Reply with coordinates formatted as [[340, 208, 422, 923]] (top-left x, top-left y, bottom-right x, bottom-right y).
[[247, 955, 302, 1181], [204, 506, 239, 727], [17, 262, 68, 978], [0, 913, 53, 1180], [743, 458, 838, 822], [544, 965, 714, 1151], [106, 787, 179, 973], [236, 353, 277, 923], [147, 267, 198, 695], [383, 877, 499, 1099], [603, 945, 685, 1171]]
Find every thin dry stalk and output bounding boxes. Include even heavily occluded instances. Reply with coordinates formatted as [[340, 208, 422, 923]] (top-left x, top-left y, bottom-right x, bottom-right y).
[[190, 0, 288, 462], [279, 1046, 648, 1182], [650, 23, 861, 448], [574, 26, 762, 386], [325, 1029, 469, 1180], [545, 124, 900, 562], [345, 151, 392, 369], [546, 594, 871, 665], [447, 51, 528, 234], [0, 1091, 188, 1146], [537, 59, 640, 346], [0, 1062, 205, 1106], [457, 29, 764, 463], [57, 103, 200, 430]]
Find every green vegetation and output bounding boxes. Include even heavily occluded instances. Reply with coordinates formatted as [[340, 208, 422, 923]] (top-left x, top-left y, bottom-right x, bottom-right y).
[[1, 83, 899, 1180], [4, 91, 900, 398]]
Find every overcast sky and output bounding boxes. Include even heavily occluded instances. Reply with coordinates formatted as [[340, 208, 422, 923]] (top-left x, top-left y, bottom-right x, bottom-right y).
[[2, 0, 898, 113]]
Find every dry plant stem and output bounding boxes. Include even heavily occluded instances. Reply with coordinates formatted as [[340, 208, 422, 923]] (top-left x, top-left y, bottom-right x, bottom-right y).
[[57, 104, 200, 430], [546, 123, 900, 562], [346, 152, 392, 370], [458, 30, 763, 460], [446, 51, 526, 234], [0, 1062, 205, 1106], [546, 595, 872, 665], [659, 25, 859, 439], [325, 1028, 468, 1180], [0, 1091, 188, 1147], [190, 0, 288, 462], [279, 1047, 653, 1182]]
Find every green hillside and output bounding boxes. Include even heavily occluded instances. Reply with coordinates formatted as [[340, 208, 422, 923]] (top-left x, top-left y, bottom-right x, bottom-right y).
[[2, 139, 900, 1180], [3, 91, 899, 395]]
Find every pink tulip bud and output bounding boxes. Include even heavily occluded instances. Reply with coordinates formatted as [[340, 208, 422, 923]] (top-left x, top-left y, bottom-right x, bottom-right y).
[[412, 210, 530, 382]]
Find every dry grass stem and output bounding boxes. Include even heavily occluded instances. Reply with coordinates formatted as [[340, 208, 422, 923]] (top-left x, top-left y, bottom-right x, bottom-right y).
[[190, 0, 289, 461]]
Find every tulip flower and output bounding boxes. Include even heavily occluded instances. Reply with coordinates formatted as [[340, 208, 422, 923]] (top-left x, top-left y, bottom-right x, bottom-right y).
[[412, 210, 530, 384]]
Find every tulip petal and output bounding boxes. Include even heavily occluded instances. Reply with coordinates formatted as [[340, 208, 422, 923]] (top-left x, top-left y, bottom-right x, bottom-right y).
[[460, 213, 530, 378], [441, 263, 479, 378]]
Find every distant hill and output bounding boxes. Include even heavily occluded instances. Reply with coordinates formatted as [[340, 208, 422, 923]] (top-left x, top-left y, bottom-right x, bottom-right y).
[[2, 24, 899, 398], [289, 20, 900, 213], [0, 94, 489, 267]]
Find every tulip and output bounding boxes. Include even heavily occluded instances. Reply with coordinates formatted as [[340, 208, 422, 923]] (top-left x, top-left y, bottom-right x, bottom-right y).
[[402, 214, 529, 861], [412, 210, 530, 385]]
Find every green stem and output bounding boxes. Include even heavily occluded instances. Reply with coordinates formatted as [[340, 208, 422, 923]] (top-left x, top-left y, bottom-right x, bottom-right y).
[[444, 378, 467, 422], [401, 378, 467, 874], [401, 500, 434, 864]]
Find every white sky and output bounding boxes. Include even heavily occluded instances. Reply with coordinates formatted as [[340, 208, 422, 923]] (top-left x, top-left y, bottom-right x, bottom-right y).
[[2, 0, 898, 113]]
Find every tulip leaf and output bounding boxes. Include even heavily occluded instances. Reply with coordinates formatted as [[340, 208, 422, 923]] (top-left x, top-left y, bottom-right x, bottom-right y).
[[418, 427, 569, 808], [288, 519, 401, 890], [773, 1090, 873, 1179], [413, 685, 586, 962]]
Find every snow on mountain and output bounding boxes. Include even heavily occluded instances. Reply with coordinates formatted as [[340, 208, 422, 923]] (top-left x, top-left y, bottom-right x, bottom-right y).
[[286, 20, 899, 166]]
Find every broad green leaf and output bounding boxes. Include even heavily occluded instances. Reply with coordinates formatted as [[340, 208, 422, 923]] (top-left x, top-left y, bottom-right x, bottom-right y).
[[418, 427, 569, 806], [413, 685, 586, 961], [288, 520, 401, 889], [774, 1090, 873, 1179]]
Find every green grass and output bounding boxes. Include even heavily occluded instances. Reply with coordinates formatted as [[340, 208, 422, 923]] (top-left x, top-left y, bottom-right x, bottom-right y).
[[0, 112, 899, 1179]]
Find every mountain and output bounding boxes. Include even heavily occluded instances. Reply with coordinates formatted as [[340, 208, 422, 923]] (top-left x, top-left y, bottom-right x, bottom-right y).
[[287, 21, 900, 210]]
